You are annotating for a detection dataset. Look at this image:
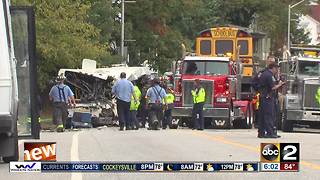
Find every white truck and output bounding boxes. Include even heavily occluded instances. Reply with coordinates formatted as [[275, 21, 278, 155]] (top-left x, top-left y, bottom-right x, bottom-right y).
[[280, 46, 320, 131], [0, 0, 19, 162], [0, 0, 38, 162]]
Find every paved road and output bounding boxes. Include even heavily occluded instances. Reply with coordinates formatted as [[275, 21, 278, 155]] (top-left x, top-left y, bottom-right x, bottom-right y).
[[1, 127, 319, 180]]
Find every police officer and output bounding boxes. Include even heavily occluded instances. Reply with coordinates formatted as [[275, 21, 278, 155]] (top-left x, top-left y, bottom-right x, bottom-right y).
[[112, 72, 137, 131], [258, 63, 284, 138], [255, 56, 275, 137], [163, 85, 175, 129], [146, 78, 167, 130], [130, 81, 141, 130], [191, 79, 206, 130], [49, 74, 76, 132]]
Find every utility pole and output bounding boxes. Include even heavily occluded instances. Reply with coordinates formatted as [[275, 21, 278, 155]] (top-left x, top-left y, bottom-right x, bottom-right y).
[[121, 0, 125, 62], [120, 0, 136, 64], [288, 0, 305, 50], [287, 5, 291, 50]]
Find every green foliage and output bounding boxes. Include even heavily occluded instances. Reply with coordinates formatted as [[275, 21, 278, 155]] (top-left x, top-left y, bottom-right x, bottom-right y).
[[11, 0, 319, 89], [12, 0, 120, 90], [206, 0, 314, 49], [125, 0, 210, 72], [35, 0, 109, 90]]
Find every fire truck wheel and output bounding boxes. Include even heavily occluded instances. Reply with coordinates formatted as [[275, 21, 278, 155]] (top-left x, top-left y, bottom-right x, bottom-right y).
[[281, 110, 293, 132], [244, 105, 253, 129]]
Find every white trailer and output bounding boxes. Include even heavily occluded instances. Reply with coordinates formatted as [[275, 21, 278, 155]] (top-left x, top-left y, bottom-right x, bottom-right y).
[[0, 0, 19, 162]]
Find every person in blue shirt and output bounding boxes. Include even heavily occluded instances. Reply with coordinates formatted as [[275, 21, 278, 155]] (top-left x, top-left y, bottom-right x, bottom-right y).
[[49, 74, 76, 132], [146, 78, 167, 130], [112, 72, 137, 131]]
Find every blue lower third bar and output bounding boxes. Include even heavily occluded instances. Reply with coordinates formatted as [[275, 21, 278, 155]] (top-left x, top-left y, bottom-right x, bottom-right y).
[[41, 162, 259, 172], [41, 163, 138, 172], [41, 163, 102, 172]]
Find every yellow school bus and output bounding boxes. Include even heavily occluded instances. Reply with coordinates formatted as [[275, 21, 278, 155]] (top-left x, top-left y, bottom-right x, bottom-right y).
[[195, 26, 254, 77]]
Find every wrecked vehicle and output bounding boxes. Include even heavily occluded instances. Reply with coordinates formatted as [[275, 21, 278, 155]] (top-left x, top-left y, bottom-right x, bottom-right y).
[[58, 59, 156, 128]]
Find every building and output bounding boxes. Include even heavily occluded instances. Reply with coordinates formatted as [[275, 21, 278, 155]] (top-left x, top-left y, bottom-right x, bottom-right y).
[[299, 5, 320, 45]]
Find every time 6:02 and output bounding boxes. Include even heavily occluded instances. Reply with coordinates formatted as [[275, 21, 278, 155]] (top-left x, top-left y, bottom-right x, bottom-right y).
[[264, 163, 279, 170]]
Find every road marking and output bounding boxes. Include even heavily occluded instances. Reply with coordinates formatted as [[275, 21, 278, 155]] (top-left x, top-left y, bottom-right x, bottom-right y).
[[192, 131, 258, 152], [71, 132, 82, 180], [191, 131, 320, 171], [300, 161, 320, 171]]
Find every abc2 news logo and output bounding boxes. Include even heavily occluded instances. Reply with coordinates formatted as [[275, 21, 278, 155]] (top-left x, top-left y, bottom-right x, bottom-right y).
[[24, 142, 56, 161], [260, 143, 299, 163], [260, 143, 299, 171]]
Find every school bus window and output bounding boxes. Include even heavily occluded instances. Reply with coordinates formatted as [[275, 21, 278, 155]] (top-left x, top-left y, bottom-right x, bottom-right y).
[[200, 40, 211, 55], [215, 40, 233, 55], [238, 40, 248, 55]]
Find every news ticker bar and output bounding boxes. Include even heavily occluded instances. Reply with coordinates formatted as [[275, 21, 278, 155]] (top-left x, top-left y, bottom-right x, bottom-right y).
[[9, 162, 299, 173]]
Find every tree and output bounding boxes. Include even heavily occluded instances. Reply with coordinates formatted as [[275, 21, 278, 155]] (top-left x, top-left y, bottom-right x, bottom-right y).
[[125, 0, 210, 72], [12, 0, 119, 90], [12, 0, 318, 81], [205, 0, 314, 50]]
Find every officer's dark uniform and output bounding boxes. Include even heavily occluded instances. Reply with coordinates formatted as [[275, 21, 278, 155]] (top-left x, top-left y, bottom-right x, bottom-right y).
[[259, 69, 276, 137], [255, 69, 266, 136]]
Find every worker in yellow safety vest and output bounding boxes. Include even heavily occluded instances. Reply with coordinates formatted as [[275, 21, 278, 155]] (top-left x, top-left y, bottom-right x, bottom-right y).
[[130, 81, 142, 130], [163, 85, 175, 129], [191, 79, 206, 130]]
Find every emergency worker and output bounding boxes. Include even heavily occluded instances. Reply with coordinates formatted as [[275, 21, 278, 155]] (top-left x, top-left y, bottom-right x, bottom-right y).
[[163, 85, 175, 129], [130, 81, 141, 130], [146, 78, 167, 130], [255, 56, 276, 137], [112, 72, 137, 131], [191, 79, 206, 130], [49, 74, 76, 132], [258, 63, 284, 138]]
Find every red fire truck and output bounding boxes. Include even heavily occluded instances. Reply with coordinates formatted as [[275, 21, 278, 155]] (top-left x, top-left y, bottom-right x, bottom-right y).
[[170, 26, 261, 129], [170, 55, 254, 129]]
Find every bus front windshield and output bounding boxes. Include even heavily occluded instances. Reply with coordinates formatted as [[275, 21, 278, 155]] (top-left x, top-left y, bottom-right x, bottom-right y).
[[215, 40, 233, 55], [183, 61, 229, 75]]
